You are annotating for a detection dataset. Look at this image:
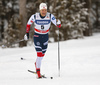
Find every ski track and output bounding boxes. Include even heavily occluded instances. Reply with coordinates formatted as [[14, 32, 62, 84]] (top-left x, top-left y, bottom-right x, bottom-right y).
[[0, 33, 100, 85]]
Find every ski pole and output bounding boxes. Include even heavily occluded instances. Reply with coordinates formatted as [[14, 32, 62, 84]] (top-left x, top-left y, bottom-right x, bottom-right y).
[[58, 27, 60, 77]]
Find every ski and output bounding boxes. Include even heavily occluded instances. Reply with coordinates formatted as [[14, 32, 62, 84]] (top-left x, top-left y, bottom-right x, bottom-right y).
[[28, 70, 53, 79], [28, 70, 47, 78], [28, 70, 37, 74]]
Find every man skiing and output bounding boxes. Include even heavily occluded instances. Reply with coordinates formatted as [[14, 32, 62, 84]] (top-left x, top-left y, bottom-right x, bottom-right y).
[[24, 3, 61, 78]]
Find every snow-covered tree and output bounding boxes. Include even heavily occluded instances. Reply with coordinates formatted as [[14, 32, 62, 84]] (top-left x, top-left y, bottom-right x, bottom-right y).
[[49, 0, 88, 41], [2, 16, 20, 47], [1, 0, 97, 48], [91, 0, 100, 31], [0, 0, 19, 46]]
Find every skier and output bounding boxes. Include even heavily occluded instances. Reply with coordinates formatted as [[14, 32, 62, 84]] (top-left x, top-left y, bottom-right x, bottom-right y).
[[24, 3, 61, 78]]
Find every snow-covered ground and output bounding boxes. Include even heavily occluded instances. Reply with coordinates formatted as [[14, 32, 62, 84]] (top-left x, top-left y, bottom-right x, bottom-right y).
[[0, 33, 100, 85]]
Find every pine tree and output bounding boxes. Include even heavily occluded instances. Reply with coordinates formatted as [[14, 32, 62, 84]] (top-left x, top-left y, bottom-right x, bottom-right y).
[[91, 0, 100, 31], [2, 17, 20, 47], [49, 0, 88, 41], [0, 0, 20, 47]]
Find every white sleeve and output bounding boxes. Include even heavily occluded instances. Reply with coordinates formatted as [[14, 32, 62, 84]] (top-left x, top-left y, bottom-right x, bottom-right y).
[[27, 14, 35, 25], [51, 14, 57, 26]]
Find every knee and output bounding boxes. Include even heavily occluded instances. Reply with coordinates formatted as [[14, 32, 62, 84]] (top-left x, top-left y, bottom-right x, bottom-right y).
[[37, 52, 45, 57]]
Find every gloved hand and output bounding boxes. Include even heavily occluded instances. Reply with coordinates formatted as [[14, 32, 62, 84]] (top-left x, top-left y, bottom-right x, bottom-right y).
[[56, 19, 61, 28], [24, 33, 29, 41]]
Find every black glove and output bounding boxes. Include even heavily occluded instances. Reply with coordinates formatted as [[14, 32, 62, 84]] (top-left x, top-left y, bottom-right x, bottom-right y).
[[27, 33, 29, 39]]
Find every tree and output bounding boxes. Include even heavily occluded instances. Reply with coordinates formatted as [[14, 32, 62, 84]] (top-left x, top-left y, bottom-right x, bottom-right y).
[[2, 18, 20, 47], [0, 0, 19, 47], [92, 0, 100, 29], [1, 0, 98, 48], [82, 0, 92, 36], [19, 0, 27, 47], [0, 0, 5, 41], [49, 0, 88, 42]]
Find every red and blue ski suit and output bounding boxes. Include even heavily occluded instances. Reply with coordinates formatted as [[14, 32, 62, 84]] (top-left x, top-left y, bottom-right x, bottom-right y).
[[26, 12, 61, 71]]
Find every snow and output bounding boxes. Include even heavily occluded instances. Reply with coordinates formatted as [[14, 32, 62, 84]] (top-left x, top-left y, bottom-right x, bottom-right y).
[[0, 33, 100, 85]]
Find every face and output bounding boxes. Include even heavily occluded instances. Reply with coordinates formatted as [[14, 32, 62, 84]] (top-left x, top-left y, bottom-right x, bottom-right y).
[[40, 9, 47, 17]]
